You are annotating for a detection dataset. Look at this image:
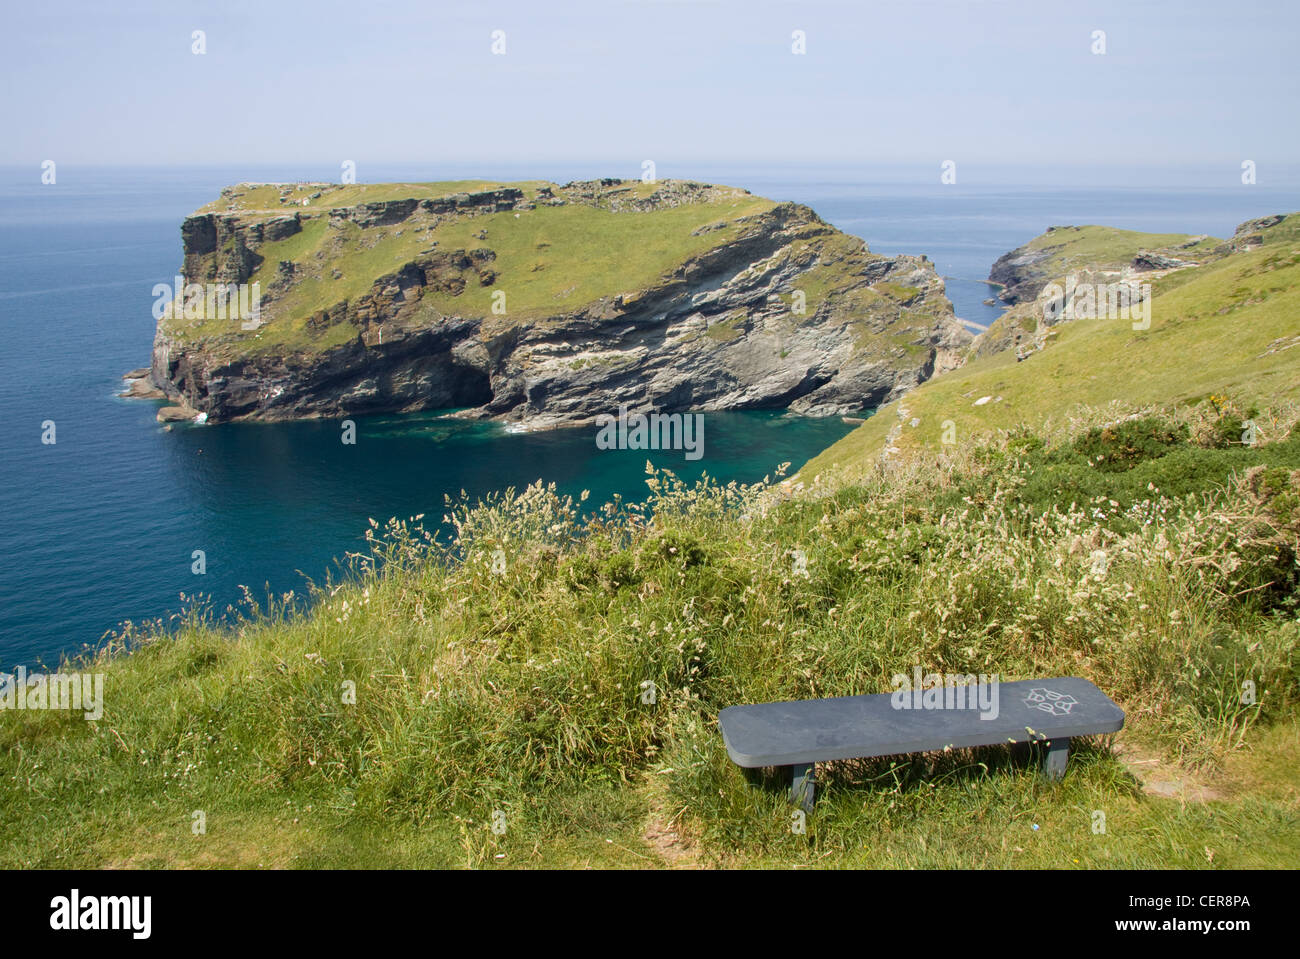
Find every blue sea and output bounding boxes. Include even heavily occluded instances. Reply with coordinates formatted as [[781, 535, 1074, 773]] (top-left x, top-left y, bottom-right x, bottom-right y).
[[2, 163, 1296, 667]]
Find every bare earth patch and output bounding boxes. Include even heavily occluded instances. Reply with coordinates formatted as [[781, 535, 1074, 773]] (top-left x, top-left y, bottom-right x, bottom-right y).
[[1113, 741, 1224, 802], [642, 801, 698, 867]]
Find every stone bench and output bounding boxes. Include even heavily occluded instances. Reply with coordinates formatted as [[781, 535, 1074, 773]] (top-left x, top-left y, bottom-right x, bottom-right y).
[[717, 676, 1124, 811]]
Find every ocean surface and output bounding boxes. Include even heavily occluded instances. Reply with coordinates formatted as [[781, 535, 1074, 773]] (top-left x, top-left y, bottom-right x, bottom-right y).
[[2, 163, 1296, 667]]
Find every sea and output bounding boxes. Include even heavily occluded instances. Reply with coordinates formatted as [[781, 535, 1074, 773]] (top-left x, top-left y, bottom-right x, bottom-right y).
[[2, 162, 1296, 667]]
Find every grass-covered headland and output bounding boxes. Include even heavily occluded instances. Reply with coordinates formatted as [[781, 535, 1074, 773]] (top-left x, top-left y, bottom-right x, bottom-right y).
[[2, 398, 1297, 868], [7, 209, 1299, 868]]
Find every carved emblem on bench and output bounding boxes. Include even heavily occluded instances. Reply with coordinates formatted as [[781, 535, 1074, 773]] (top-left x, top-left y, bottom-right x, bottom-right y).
[[1023, 688, 1078, 716]]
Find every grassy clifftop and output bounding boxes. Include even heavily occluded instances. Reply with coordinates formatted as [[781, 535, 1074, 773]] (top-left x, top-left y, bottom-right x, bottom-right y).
[[9, 208, 1297, 869], [150, 178, 968, 425], [988, 223, 1224, 306], [193, 180, 549, 214], [803, 213, 1300, 480], [2, 403, 1296, 867], [171, 179, 780, 355], [1004, 223, 1221, 271]]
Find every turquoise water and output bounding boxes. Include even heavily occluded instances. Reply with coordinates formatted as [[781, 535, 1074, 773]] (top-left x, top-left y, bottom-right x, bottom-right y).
[[1, 404, 849, 668], [3, 164, 1297, 667]]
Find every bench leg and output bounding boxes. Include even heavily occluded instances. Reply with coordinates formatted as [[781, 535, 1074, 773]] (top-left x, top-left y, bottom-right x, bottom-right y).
[[790, 762, 815, 812], [1043, 738, 1069, 780]]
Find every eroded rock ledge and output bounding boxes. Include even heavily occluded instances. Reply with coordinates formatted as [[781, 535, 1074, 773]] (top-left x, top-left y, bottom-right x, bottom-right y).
[[144, 179, 972, 428]]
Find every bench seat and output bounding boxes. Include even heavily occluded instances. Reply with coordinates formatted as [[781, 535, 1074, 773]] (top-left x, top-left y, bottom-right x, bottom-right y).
[[717, 676, 1124, 810]]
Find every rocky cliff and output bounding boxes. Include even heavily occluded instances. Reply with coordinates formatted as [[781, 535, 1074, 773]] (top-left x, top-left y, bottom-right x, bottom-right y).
[[987, 224, 1224, 306], [146, 178, 971, 427], [974, 214, 1299, 362]]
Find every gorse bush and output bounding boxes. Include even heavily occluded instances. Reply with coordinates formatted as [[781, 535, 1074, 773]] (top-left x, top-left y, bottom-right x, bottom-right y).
[[1071, 417, 1188, 472], [2, 407, 1297, 863]]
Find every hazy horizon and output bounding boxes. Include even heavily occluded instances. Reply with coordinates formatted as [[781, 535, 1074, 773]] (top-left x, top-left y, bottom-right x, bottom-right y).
[[6, 161, 1300, 194], [4, 0, 1298, 175]]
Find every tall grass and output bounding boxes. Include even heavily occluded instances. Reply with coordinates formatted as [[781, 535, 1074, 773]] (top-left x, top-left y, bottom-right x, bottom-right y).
[[1, 406, 1296, 866]]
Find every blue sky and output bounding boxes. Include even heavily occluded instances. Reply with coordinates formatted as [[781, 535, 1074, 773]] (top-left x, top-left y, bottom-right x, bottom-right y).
[[3, 0, 1297, 173]]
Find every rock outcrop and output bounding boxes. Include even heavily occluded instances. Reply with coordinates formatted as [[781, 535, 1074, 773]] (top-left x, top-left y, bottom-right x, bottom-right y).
[[989, 224, 1222, 306], [988, 236, 1065, 306], [1221, 214, 1288, 253], [974, 213, 1297, 362], [144, 179, 972, 428]]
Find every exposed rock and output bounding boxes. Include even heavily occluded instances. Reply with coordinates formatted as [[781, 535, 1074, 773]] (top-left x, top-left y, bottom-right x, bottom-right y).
[[989, 224, 1222, 306], [988, 233, 1066, 305], [1222, 214, 1287, 252], [1132, 251, 1198, 272], [121, 377, 165, 399], [157, 405, 201, 423], [974, 214, 1293, 368], [263, 214, 302, 242], [148, 180, 973, 427], [971, 307, 1031, 359]]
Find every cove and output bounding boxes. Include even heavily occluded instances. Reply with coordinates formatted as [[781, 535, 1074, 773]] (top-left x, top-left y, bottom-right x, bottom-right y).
[[3, 406, 856, 668]]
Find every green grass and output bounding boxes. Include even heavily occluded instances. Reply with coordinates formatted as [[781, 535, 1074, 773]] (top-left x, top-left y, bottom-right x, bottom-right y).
[[165, 180, 779, 356], [2, 406, 1297, 868], [415, 196, 773, 323], [803, 224, 1300, 479], [10, 208, 1300, 869], [1008, 223, 1222, 279], [197, 180, 551, 215], [163, 178, 957, 378], [704, 311, 745, 342], [873, 281, 922, 304]]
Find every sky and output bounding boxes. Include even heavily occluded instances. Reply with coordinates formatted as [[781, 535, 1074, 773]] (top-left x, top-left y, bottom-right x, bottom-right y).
[[2, 0, 1298, 177]]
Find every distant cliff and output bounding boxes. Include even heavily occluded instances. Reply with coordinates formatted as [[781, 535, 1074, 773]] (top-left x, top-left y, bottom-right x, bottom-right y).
[[145, 178, 971, 427], [987, 224, 1225, 306], [975, 216, 1295, 360]]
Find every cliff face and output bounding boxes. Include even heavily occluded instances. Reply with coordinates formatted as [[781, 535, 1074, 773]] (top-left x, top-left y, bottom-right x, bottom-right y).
[[148, 179, 971, 427], [973, 214, 1300, 364], [988, 224, 1224, 306]]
